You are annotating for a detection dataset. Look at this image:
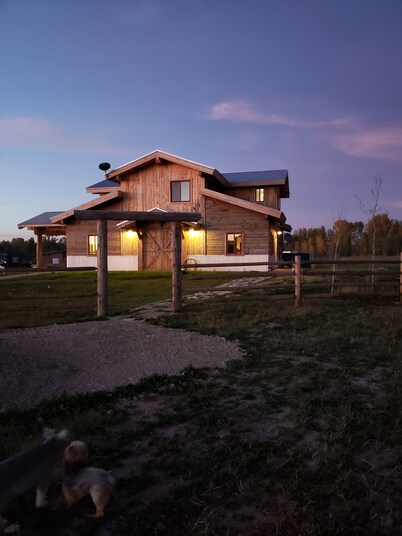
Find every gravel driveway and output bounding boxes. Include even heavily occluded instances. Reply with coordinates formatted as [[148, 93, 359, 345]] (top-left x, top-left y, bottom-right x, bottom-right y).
[[0, 317, 244, 412]]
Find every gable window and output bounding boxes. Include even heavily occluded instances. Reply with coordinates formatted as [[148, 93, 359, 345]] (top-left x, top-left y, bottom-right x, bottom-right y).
[[171, 181, 190, 202], [255, 188, 265, 202], [226, 233, 243, 255], [88, 235, 98, 255]]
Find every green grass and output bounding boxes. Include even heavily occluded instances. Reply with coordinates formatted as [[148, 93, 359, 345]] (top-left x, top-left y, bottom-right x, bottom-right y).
[[1, 282, 402, 534], [0, 271, 173, 328]]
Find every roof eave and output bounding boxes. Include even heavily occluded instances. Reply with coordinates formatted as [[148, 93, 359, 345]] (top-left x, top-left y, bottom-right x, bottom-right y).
[[107, 150, 220, 180]]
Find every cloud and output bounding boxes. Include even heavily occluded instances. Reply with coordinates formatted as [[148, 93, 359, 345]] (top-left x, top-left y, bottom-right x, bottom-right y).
[[0, 116, 129, 156], [333, 127, 402, 162], [210, 100, 351, 128]]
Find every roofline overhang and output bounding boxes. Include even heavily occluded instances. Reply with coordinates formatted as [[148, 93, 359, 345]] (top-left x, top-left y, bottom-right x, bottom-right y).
[[51, 190, 123, 223]]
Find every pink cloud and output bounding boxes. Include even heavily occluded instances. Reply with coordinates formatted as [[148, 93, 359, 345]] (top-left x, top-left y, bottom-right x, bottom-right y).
[[333, 127, 402, 162], [0, 117, 59, 145], [0, 116, 129, 155], [210, 100, 350, 128]]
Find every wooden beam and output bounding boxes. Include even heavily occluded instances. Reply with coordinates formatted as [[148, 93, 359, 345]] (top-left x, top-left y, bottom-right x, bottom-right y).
[[97, 219, 108, 317], [74, 210, 201, 222]]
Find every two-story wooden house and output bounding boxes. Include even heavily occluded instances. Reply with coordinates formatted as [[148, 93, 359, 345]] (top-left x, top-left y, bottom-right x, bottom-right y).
[[18, 150, 291, 271]]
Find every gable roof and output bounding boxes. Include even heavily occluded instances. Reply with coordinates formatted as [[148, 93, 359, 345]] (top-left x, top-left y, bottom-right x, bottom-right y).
[[106, 149, 229, 186], [51, 190, 123, 223], [18, 211, 65, 229], [223, 170, 289, 197]]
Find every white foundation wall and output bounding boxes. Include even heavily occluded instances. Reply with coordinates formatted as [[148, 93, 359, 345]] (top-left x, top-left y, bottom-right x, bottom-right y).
[[67, 255, 138, 271], [187, 255, 274, 271]]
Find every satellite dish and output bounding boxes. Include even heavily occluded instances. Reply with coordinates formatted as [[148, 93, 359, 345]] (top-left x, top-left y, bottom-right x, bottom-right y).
[[99, 162, 111, 172]]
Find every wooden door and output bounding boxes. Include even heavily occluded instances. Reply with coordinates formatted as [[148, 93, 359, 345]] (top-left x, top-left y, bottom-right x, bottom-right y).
[[142, 222, 173, 270]]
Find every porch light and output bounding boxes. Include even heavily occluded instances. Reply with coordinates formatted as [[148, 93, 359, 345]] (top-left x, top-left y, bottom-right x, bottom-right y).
[[126, 229, 137, 238], [187, 228, 202, 238]]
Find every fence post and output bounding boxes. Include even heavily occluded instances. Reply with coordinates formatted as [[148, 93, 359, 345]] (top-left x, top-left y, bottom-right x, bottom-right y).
[[172, 221, 182, 313], [400, 252, 402, 305], [97, 219, 108, 317], [295, 255, 301, 307]]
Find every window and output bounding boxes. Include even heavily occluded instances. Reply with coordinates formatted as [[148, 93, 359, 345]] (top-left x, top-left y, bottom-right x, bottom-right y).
[[171, 181, 190, 202], [255, 188, 265, 202], [226, 233, 243, 255], [88, 235, 98, 255]]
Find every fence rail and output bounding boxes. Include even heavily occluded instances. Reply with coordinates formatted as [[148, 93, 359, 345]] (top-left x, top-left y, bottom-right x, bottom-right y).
[[179, 254, 402, 310]]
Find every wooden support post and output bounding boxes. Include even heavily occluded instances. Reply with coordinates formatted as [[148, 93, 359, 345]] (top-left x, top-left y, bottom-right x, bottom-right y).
[[400, 252, 402, 304], [295, 254, 302, 307], [97, 219, 108, 317], [36, 231, 43, 268], [171, 221, 182, 313]]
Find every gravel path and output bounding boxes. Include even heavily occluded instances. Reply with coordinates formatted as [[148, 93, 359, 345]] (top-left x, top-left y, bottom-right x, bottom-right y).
[[0, 317, 244, 412]]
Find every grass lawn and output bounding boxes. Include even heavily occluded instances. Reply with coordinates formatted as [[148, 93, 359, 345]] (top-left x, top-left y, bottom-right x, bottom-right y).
[[1, 275, 402, 534]]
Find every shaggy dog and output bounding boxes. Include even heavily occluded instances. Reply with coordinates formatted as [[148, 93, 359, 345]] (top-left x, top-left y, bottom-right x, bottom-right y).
[[0, 429, 70, 533], [62, 440, 115, 518]]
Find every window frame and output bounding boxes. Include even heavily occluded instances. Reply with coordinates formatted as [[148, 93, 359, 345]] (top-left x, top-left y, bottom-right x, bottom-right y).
[[255, 187, 265, 203], [225, 232, 243, 256], [88, 234, 98, 256], [170, 180, 191, 202]]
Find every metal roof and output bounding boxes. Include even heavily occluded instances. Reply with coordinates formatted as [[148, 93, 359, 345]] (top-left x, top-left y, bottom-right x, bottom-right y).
[[18, 211, 65, 228], [86, 179, 119, 189], [222, 170, 288, 183]]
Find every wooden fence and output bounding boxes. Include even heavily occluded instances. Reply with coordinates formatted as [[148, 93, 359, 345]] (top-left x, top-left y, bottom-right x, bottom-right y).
[[179, 254, 402, 310]]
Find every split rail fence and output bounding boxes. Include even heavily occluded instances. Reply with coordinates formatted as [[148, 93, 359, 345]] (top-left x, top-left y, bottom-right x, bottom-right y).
[[179, 254, 402, 311]]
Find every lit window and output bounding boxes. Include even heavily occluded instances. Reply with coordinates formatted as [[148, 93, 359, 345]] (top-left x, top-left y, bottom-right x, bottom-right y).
[[226, 233, 243, 255], [88, 235, 98, 255], [171, 181, 190, 202], [255, 188, 265, 202]]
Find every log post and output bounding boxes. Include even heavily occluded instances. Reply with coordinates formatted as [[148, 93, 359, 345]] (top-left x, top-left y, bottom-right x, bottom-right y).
[[171, 221, 182, 313], [400, 252, 402, 305], [295, 254, 302, 307], [97, 219, 108, 317], [36, 231, 43, 268]]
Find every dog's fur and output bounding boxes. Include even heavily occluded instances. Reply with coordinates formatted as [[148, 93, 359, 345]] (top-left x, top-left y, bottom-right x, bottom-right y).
[[0, 429, 70, 532], [62, 441, 115, 518]]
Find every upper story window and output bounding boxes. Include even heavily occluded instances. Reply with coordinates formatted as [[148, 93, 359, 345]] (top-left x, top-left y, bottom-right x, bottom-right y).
[[226, 233, 243, 255], [171, 181, 190, 202], [88, 235, 98, 255], [255, 188, 265, 203]]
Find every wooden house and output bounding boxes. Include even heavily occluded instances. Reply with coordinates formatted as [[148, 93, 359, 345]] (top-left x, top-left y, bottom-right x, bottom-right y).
[[18, 150, 291, 271]]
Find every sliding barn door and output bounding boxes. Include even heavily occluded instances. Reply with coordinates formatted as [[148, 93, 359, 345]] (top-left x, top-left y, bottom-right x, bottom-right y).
[[142, 222, 173, 271]]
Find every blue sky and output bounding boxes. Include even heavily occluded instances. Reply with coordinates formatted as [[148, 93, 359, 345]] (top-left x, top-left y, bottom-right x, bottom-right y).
[[1, 0, 402, 240]]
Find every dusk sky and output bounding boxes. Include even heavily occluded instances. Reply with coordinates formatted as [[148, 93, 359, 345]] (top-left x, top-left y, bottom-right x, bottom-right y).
[[1, 0, 402, 240]]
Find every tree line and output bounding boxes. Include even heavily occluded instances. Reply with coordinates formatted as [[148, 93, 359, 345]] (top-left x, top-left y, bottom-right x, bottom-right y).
[[290, 213, 402, 258], [0, 237, 66, 264]]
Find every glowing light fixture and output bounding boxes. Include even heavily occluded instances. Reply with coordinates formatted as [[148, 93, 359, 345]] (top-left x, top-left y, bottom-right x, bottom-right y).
[[188, 228, 201, 238], [126, 229, 137, 238]]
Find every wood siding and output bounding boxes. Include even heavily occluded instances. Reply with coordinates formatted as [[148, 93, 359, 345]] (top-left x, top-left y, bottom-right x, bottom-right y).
[[66, 219, 123, 256], [224, 186, 281, 210], [204, 198, 272, 256], [119, 162, 205, 213]]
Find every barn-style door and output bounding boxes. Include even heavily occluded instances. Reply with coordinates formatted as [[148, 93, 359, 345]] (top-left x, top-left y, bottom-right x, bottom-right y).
[[142, 222, 173, 270]]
